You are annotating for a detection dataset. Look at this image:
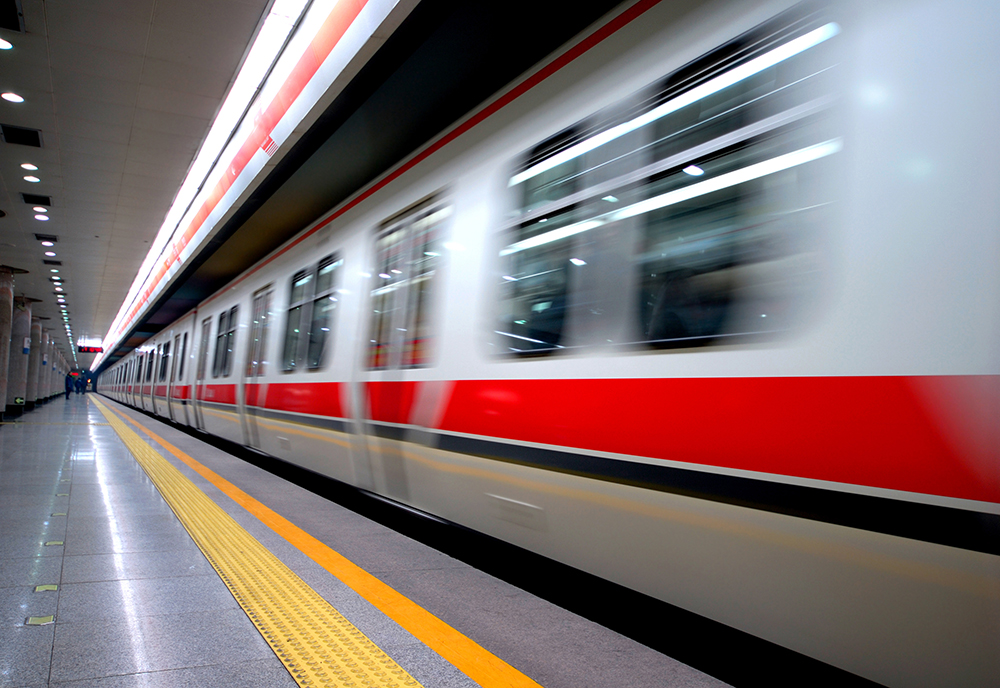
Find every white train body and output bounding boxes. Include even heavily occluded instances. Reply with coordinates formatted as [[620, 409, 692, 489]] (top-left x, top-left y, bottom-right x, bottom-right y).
[[100, 1, 1000, 685]]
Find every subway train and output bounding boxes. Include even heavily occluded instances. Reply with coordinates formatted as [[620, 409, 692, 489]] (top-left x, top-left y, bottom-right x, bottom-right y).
[[97, 1, 1000, 686]]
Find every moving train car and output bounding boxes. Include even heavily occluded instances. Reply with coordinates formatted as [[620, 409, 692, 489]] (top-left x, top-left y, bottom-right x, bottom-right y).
[[99, 1, 1000, 685]]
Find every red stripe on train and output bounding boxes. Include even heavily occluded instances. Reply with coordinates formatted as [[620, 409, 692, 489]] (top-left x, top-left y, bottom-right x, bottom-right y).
[[197, 383, 237, 405], [367, 381, 417, 425], [254, 381, 345, 418], [436, 376, 1000, 504]]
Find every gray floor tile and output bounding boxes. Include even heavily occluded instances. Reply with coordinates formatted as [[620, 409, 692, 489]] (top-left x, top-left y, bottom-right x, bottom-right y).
[[47, 658, 297, 688], [0, 623, 56, 687], [56, 576, 237, 624], [60, 551, 213, 585], [0, 536, 65, 559], [0, 584, 59, 623], [390, 644, 479, 688], [61, 531, 197, 557], [0, 555, 64, 589], [50, 608, 275, 682], [64, 516, 188, 538]]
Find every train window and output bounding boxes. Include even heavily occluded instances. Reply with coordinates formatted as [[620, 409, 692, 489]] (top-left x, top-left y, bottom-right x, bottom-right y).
[[247, 288, 272, 377], [282, 270, 312, 370], [367, 202, 449, 369], [223, 306, 238, 377], [281, 254, 341, 371], [158, 342, 171, 382], [171, 335, 181, 382], [307, 256, 342, 368], [212, 312, 226, 378], [178, 332, 188, 380], [197, 318, 211, 381], [145, 352, 154, 383], [498, 5, 839, 354]]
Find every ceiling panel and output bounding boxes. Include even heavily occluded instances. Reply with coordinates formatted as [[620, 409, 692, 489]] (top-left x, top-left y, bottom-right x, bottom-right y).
[[136, 83, 222, 120], [50, 69, 140, 107], [45, 7, 150, 55], [47, 39, 145, 81], [140, 56, 234, 98]]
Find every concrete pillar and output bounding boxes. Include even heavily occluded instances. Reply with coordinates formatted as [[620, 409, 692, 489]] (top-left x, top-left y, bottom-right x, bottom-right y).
[[38, 330, 49, 401], [0, 268, 13, 421], [43, 334, 53, 400], [6, 297, 32, 418], [25, 318, 41, 409]]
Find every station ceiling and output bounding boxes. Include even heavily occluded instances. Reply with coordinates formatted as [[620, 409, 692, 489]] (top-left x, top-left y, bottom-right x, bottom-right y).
[[0, 0, 623, 373]]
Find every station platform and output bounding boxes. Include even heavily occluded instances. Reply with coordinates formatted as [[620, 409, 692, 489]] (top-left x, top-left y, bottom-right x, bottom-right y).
[[1, 394, 729, 688]]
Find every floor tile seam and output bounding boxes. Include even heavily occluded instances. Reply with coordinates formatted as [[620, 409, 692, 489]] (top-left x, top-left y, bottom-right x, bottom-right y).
[[48, 601, 245, 627], [44, 658, 292, 686]]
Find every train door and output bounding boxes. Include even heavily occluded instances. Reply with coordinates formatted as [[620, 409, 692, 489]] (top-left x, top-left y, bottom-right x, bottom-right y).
[[358, 200, 450, 501], [242, 287, 272, 449], [193, 318, 212, 430]]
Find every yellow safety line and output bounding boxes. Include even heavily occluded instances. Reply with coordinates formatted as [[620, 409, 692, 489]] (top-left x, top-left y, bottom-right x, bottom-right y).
[[99, 398, 544, 688], [91, 397, 422, 688]]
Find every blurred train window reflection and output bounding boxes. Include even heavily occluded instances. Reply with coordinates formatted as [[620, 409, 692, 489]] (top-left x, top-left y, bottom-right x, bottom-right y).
[[308, 256, 343, 368], [281, 254, 341, 371], [247, 287, 272, 377], [213, 306, 239, 378], [367, 200, 450, 369], [498, 7, 838, 355]]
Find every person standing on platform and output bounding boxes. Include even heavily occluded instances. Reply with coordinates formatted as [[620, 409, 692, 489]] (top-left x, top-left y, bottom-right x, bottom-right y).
[[64, 373, 73, 400]]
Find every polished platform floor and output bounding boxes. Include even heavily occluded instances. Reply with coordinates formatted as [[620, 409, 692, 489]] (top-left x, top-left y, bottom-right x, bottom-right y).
[[1, 394, 730, 688]]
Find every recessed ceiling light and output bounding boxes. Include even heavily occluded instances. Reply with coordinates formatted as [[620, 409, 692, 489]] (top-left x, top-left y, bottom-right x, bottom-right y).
[[21, 163, 38, 171], [682, 165, 705, 176], [41, 240, 54, 246], [44, 251, 56, 257], [2, 92, 24, 103], [33, 206, 47, 213], [55, 288, 63, 293], [0, 38, 12, 50], [24, 175, 40, 183], [34, 214, 49, 221]]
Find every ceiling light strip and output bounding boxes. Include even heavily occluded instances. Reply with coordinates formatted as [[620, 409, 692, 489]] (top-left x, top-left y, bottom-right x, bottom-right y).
[[101, 0, 378, 361]]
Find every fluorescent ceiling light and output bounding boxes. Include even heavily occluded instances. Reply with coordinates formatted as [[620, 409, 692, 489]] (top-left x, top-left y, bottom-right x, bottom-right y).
[[45, 251, 56, 257], [114, 0, 310, 345], [501, 139, 841, 256], [2, 92, 24, 103], [21, 163, 38, 171], [0, 38, 12, 50], [509, 22, 839, 188], [41, 240, 54, 246], [682, 165, 704, 176], [24, 176, 40, 183], [34, 214, 49, 221]]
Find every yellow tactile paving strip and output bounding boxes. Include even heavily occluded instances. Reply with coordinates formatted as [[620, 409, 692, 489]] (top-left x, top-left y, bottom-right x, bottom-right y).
[[98, 398, 545, 688], [91, 397, 422, 688]]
